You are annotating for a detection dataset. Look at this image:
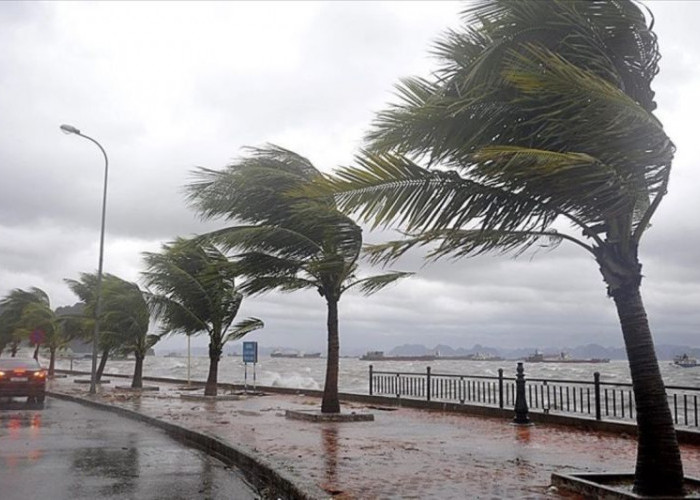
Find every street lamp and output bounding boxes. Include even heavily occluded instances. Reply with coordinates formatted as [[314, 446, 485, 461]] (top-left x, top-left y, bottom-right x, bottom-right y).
[[60, 124, 109, 395]]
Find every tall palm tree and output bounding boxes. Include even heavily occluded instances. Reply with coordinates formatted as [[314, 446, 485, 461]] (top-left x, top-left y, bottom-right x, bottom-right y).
[[314, 1, 681, 495], [186, 145, 410, 413], [142, 238, 263, 396], [99, 277, 160, 389]]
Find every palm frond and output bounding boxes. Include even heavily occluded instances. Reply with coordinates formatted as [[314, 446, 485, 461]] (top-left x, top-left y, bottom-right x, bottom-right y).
[[239, 276, 318, 296], [222, 317, 264, 344], [315, 151, 558, 235], [344, 272, 413, 296]]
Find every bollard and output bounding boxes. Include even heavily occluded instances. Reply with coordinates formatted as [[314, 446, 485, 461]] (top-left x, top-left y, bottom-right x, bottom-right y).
[[594, 371, 601, 420], [369, 365, 374, 396], [426, 366, 432, 402], [498, 368, 504, 409], [513, 362, 530, 424]]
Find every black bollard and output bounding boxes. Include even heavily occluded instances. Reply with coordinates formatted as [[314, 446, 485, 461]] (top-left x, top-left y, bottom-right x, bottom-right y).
[[513, 362, 530, 424]]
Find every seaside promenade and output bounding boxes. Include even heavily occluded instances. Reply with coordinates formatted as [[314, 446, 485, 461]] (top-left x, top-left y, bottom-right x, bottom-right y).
[[47, 374, 700, 499]]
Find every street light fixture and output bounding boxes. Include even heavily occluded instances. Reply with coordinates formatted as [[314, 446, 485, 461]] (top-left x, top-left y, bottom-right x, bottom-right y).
[[60, 124, 109, 396]]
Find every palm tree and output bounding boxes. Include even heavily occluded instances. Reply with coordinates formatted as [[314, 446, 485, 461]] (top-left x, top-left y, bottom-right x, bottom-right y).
[[65, 273, 124, 382], [142, 237, 263, 396], [0, 288, 70, 373], [99, 277, 159, 389], [186, 145, 410, 413], [0, 289, 38, 357], [314, 1, 681, 495]]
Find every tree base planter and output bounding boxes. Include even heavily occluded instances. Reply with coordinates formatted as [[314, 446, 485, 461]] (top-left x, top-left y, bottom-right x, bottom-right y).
[[551, 472, 700, 499], [235, 390, 266, 397], [285, 409, 374, 422], [114, 385, 159, 392], [179, 394, 243, 401], [74, 379, 110, 384]]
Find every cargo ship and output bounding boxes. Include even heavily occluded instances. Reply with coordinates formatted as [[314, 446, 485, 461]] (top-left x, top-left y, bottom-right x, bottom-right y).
[[524, 351, 609, 363], [270, 350, 322, 359], [360, 351, 437, 361]]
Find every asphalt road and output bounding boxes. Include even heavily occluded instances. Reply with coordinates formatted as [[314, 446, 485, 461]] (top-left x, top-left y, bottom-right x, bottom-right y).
[[0, 397, 259, 499]]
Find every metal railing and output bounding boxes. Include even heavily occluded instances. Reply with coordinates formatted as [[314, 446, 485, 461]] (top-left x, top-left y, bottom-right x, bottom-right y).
[[368, 365, 700, 428]]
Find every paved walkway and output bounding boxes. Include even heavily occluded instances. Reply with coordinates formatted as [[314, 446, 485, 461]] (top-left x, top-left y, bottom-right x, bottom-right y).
[[48, 376, 700, 499]]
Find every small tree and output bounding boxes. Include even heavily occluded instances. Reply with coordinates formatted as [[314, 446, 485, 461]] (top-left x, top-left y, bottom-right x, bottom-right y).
[[142, 238, 263, 396], [0, 288, 68, 364], [65, 273, 124, 381], [99, 277, 159, 389]]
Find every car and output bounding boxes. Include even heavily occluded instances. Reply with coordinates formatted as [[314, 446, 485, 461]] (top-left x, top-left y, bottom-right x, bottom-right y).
[[0, 358, 47, 404]]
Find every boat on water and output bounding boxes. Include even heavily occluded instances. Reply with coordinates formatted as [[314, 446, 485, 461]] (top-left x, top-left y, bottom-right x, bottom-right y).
[[440, 352, 504, 361], [524, 351, 610, 364], [360, 351, 437, 361], [360, 350, 503, 361], [673, 354, 698, 368], [270, 350, 322, 359]]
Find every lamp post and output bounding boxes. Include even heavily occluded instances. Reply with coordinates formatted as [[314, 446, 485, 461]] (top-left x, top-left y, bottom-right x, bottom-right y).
[[60, 124, 108, 395]]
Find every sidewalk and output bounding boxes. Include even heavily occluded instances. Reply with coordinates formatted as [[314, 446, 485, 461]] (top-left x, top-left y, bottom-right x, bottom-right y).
[[47, 375, 700, 499]]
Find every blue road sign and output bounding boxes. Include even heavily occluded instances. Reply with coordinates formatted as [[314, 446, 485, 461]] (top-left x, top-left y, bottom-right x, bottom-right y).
[[242, 341, 258, 363]]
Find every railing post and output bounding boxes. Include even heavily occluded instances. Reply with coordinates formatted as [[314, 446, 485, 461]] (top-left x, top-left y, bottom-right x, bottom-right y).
[[513, 362, 530, 424], [498, 368, 504, 409], [426, 366, 431, 402], [594, 372, 601, 421], [369, 365, 373, 396]]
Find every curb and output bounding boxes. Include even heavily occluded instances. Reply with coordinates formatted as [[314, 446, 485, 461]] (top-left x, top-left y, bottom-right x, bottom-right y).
[[47, 390, 328, 500]]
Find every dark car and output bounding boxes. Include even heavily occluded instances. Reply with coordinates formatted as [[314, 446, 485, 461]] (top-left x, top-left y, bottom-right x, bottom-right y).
[[0, 358, 47, 404]]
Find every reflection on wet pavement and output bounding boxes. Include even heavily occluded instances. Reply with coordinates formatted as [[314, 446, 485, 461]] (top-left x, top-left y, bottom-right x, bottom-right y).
[[0, 397, 258, 500], [48, 376, 700, 499]]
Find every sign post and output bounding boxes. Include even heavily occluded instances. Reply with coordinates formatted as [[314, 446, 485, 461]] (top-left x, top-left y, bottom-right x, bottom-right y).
[[242, 341, 258, 394]]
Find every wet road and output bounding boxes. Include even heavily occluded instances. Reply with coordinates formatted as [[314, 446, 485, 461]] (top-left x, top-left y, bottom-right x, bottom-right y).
[[0, 397, 259, 500]]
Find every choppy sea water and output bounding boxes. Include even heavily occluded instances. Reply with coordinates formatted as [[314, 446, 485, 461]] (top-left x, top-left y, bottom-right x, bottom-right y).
[[53, 356, 700, 393]]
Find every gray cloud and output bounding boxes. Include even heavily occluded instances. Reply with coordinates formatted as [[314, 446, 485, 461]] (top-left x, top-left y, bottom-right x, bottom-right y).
[[2, 1, 699, 354]]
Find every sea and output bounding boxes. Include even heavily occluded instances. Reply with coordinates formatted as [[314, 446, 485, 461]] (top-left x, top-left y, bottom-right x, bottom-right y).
[[53, 355, 700, 393]]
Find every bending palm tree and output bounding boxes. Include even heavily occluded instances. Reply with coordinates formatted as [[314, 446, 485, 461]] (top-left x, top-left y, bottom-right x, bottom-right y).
[[142, 237, 263, 396], [0, 288, 70, 374], [0, 288, 44, 357], [65, 273, 124, 382], [315, 1, 681, 495], [186, 145, 410, 413], [99, 277, 159, 389]]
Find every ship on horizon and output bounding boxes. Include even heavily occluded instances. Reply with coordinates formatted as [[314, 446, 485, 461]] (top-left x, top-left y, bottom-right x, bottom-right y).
[[360, 351, 503, 361], [524, 351, 610, 364], [270, 350, 322, 359]]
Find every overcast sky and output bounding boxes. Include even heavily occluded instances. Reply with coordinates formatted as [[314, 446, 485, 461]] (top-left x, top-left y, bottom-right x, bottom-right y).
[[1, 1, 698, 354]]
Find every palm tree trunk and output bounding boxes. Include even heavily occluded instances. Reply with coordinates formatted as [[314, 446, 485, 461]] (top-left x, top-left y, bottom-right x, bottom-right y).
[[321, 296, 340, 414], [205, 341, 221, 396], [32, 344, 39, 360], [48, 347, 56, 377], [612, 284, 684, 496], [95, 348, 110, 382], [131, 354, 144, 389]]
